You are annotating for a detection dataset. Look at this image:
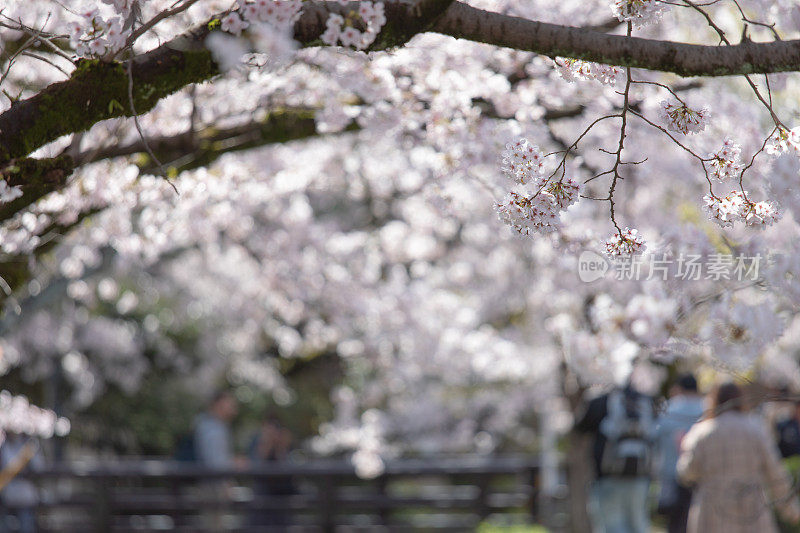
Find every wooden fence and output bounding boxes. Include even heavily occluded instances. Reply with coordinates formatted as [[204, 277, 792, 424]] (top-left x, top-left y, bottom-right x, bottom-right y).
[[13, 456, 543, 532]]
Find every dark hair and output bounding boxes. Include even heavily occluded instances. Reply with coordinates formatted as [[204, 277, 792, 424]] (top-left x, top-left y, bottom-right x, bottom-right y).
[[708, 381, 744, 417], [209, 389, 233, 408], [263, 414, 283, 428], [676, 373, 698, 393]]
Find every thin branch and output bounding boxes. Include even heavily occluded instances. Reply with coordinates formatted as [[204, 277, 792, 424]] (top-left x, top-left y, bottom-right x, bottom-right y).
[[126, 56, 177, 192], [110, 0, 205, 60], [607, 23, 633, 233]]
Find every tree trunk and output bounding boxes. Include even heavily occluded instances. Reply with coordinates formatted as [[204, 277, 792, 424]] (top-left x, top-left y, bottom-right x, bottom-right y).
[[562, 362, 593, 533]]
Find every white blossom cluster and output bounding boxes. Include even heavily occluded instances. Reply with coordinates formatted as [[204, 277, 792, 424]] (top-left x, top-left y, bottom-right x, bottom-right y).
[[0, 391, 70, 441], [604, 227, 645, 256], [243, 0, 303, 27], [500, 138, 546, 184], [321, 3, 387, 50], [703, 301, 785, 373], [222, 0, 303, 36], [0, 180, 23, 204], [69, 7, 128, 57], [546, 179, 582, 209], [767, 126, 800, 156], [707, 139, 743, 182], [495, 138, 581, 236], [658, 100, 709, 134], [101, 0, 140, 17], [611, 0, 667, 27], [496, 191, 560, 235], [554, 57, 621, 85], [703, 191, 780, 229]]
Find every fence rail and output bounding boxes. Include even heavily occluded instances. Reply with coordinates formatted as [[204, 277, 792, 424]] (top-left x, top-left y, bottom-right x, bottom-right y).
[[12, 456, 542, 532]]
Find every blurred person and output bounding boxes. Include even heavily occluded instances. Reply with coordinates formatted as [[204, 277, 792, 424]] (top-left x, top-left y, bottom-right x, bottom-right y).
[[194, 390, 238, 469], [575, 380, 655, 533], [0, 433, 43, 533], [775, 399, 800, 458], [192, 390, 240, 531], [654, 373, 705, 533], [248, 416, 296, 528], [677, 381, 800, 533]]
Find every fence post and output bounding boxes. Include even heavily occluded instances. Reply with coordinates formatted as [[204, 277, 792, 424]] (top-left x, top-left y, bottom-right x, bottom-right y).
[[376, 474, 389, 525], [94, 475, 112, 533], [169, 475, 183, 529], [528, 464, 540, 523], [319, 474, 336, 533], [476, 473, 491, 522]]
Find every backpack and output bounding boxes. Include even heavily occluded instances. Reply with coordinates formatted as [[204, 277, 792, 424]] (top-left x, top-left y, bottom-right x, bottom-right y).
[[599, 389, 654, 477], [174, 432, 197, 462]]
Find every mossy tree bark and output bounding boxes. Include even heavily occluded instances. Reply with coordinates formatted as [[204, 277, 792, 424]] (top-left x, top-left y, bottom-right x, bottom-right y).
[[4, 0, 800, 170]]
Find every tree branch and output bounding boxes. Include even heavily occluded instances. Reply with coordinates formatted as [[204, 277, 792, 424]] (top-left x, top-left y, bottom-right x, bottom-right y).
[[2, 1, 800, 171], [0, 108, 353, 225], [0, 155, 73, 222], [432, 2, 800, 77], [75, 108, 354, 173]]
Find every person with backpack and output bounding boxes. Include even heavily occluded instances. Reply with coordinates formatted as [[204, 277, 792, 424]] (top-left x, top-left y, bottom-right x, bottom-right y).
[[575, 381, 655, 533], [654, 373, 705, 533]]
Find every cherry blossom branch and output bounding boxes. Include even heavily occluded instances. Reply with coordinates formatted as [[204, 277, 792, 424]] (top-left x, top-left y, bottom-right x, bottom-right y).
[[729, 0, 781, 41], [0, 109, 348, 225], [432, 2, 800, 76], [75, 109, 357, 173], [0, 209, 100, 312], [545, 114, 621, 180], [0, 155, 73, 223], [125, 53, 176, 192], [626, 107, 716, 193], [627, 109, 708, 163], [109, 0, 205, 61], [676, 0, 785, 128], [5, 0, 800, 169], [738, 127, 776, 185], [607, 30, 634, 234]]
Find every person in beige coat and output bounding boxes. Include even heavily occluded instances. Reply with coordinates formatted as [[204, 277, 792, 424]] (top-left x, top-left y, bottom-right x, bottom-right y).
[[677, 381, 800, 533]]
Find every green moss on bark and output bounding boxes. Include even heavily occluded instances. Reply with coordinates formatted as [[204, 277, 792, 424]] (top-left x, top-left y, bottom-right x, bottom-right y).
[[1, 48, 218, 164], [0, 154, 75, 222]]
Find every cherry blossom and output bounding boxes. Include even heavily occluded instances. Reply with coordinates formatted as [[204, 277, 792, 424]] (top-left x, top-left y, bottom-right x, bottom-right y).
[[319, 2, 386, 50], [604, 227, 646, 256], [545, 179, 582, 209], [241, 0, 303, 27], [611, 0, 667, 27], [495, 191, 559, 235], [707, 139, 742, 182], [0, 181, 23, 204], [500, 138, 546, 185], [767, 126, 800, 156], [744, 200, 781, 229], [0, 391, 70, 442], [554, 57, 621, 85], [69, 11, 130, 58], [221, 12, 249, 36], [657, 100, 709, 134]]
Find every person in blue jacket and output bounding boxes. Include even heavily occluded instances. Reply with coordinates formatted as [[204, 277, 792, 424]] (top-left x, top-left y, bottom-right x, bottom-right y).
[[654, 373, 705, 533]]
